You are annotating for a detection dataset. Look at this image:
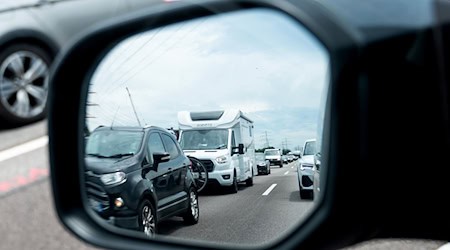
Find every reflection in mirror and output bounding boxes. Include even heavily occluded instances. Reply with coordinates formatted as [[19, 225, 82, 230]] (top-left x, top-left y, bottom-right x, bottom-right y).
[[84, 8, 329, 247]]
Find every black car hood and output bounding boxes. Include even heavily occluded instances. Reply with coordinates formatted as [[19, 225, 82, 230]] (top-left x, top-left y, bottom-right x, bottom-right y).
[[85, 156, 140, 174]]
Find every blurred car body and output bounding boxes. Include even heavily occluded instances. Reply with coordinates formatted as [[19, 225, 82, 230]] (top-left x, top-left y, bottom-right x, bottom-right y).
[[297, 139, 316, 199], [0, 0, 154, 126], [255, 152, 270, 175]]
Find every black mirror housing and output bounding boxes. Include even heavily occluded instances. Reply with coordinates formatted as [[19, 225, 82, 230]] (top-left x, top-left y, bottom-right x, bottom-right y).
[[153, 152, 170, 164], [47, 0, 450, 249], [238, 143, 244, 154]]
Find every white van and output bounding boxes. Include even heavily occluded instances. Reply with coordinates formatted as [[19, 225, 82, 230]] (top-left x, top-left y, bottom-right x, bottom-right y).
[[177, 110, 256, 193], [264, 148, 283, 168]]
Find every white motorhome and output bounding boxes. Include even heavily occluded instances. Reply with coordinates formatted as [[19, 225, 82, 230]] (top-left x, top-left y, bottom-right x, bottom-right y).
[[177, 110, 256, 193]]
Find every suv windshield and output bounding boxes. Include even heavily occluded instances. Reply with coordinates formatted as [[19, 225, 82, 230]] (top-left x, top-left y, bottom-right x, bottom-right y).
[[303, 141, 316, 156], [255, 153, 265, 161], [86, 130, 144, 158], [265, 150, 280, 156], [179, 129, 228, 150]]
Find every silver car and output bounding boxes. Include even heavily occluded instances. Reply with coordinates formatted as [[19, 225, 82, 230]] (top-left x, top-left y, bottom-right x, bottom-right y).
[[0, 0, 154, 126], [297, 139, 316, 199]]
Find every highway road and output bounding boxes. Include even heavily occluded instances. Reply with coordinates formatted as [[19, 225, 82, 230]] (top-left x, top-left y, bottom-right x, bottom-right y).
[[0, 121, 446, 250]]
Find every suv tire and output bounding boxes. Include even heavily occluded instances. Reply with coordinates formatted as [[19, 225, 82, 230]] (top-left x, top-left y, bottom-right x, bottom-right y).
[[183, 187, 199, 225], [138, 200, 157, 237], [0, 43, 52, 127]]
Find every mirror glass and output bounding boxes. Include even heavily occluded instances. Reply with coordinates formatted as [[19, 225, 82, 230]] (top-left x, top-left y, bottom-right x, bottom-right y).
[[84, 8, 329, 247]]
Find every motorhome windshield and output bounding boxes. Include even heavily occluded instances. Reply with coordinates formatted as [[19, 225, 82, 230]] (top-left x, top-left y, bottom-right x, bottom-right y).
[[303, 141, 316, 156], [86, 130, 143, 158], [180, 129, 228, 150]]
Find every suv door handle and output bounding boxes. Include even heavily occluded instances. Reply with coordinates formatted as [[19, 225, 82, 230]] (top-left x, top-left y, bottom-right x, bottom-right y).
[[162, 168, 173, 178]]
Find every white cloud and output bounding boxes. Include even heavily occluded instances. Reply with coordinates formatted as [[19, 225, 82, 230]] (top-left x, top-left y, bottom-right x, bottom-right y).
[[87, 9, 329, 149]]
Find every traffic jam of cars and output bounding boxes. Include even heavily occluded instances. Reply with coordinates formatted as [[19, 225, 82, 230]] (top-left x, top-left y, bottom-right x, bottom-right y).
[[83, 109, 319, 237]]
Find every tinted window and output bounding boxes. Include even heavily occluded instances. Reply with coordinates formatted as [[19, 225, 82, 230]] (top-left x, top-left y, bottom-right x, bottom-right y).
[[148, 133, 165, 156], [161, 134, 180, 159], [86, 130, 143, 157]]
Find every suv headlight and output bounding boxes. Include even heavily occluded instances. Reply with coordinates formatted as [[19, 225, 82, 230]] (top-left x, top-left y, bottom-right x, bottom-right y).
[[100, 172, 126, 185], [216, 155, 228, 164]]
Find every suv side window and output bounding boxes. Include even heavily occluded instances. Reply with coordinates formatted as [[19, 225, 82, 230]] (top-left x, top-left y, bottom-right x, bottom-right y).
[[161, 134, 180, 159], [147, 133, 165, 160]]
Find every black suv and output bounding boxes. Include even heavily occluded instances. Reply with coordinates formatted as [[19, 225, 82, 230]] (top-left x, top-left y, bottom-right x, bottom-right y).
[[84, 126, 199, 237]]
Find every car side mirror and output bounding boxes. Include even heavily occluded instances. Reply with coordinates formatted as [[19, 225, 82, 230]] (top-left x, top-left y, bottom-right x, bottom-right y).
[[46, 2, 338, 248], [50, 0, 450, 249], [232, 144, 244, 155], [153, 152, 170, 164], [238, 143, 244, 154]]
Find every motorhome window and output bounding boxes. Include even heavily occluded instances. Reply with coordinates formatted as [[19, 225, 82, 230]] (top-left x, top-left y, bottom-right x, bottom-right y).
[[231, 131, 236, 148], [148, 133, 165, 155], [161, 134, 180, 159], [180, 129, 228, 150], [86, 130, 143, 157], [304, 141, 316, 156]]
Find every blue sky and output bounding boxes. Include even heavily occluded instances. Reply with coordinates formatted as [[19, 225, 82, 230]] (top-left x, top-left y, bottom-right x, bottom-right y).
[[87, 8, 329, 150]]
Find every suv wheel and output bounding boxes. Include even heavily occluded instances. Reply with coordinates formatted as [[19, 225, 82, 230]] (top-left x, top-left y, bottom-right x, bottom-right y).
[[138, 200, 157, 237], [246, 170, 253, 186], [183, 187, 199, 224], [0, 44, 51, 126]]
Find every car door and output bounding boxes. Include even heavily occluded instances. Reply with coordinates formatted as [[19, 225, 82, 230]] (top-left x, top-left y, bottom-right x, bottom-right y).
[[230, 130, 241, 180], [28, 0, 128, 46], [160, 133, 187, 200], [145, 132, 170, 208]]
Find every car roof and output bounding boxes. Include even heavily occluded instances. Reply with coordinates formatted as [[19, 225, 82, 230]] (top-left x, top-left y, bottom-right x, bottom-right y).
[[93, 125, 168, 133]]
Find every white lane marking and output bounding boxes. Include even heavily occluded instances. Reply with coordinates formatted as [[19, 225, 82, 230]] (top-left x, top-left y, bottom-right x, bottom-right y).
[[0, 136, 48, 163], [284, 171, 289, 175], [262, 184, 277, 196], [437, 243, 450, 250]]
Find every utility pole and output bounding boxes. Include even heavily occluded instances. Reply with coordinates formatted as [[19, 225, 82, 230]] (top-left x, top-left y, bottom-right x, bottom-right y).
[[126, 87, 142, 127], [265, 131, 270, 148]]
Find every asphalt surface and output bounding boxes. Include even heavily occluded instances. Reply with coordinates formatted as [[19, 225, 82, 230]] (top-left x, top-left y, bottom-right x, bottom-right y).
[[157, 165, 314, 247], [0, 120, 447, 250]]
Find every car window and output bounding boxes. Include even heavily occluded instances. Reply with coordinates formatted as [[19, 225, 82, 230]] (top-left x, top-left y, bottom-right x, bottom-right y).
[[147, 132, 165, 156], [303, 141, 316, 156], [86, 130, 143, 157], [161, 133, 179, 159], [231, 131, 236, 148]]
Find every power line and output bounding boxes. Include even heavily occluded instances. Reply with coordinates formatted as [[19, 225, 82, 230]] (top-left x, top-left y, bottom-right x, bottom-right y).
[[105, 19, 205, 96], [98, 28, 165, 95]]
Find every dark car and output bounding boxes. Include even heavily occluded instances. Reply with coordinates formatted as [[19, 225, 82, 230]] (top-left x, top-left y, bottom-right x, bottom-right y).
[[255, 152, 270, 175], [84, 126, 199, 237]]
